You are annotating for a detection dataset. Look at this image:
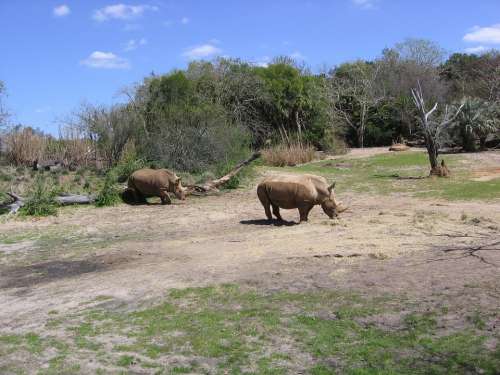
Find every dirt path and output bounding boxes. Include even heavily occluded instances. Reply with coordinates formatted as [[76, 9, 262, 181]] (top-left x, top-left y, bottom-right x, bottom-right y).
[[1, 183, 499, 332], [327, 146, 425, 159]]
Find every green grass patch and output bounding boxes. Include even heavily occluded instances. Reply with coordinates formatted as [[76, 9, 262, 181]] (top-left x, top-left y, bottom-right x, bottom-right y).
[[2, 285, 496, 374], [269, 152, 500, 201]]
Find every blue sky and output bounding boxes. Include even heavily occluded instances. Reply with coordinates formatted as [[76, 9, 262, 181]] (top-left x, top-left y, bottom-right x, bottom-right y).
[[1, 0, 499, 134]]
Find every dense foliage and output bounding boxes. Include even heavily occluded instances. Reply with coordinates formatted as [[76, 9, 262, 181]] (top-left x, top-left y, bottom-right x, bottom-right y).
[[1, 41, 499, 175]]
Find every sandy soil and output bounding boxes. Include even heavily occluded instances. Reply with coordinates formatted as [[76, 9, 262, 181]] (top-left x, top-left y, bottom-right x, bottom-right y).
[[326, 146, 425, 159], [1, 150, 499, 335]]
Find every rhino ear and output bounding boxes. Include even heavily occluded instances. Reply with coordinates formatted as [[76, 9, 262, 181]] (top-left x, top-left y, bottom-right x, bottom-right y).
[[175, 177, 181, 185], [328, 182, 336, 194]]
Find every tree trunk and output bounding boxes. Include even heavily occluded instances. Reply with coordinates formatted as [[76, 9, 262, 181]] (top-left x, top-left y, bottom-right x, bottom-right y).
[[359, 129, 364, 149], [294, 110, 302, 143], [425, 133, 439, 171], [460, 126, 477, 152], [424, 132, 450, 177], [479, 136, 487, 151], [359, 105, 366, 148]]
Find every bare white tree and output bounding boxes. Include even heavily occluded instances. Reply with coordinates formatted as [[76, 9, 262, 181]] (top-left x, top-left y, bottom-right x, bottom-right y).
[[411, 82, 464, 176]]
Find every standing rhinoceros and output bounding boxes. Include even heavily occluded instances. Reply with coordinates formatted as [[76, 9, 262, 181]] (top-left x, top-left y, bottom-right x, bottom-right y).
[[127, 168, 186, 205], [257, 174, 347, 222]]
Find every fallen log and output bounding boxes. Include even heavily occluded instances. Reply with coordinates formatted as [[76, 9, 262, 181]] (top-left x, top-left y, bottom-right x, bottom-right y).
[[54, 194, 95, 205], [3, 193, 25, 214], [186, 151, 261, 195], [1, 193, 96, 215]]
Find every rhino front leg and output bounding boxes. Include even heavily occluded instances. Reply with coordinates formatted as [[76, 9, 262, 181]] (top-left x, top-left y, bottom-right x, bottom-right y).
[[272, 204, 283, 221], [298, 205, 313, 222], [159, 190, 172, 205]]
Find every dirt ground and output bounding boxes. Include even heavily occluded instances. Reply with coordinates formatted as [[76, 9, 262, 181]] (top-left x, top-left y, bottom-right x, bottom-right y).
[[1, 148, 499, 339]]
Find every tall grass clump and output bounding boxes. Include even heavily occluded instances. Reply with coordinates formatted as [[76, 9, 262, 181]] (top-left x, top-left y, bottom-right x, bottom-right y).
[[5, 128, 45, 166], [94, 142, 145, 207], [20, 175, 58, 216], [94, 173, 121, 207], [261, 142, 316, 167]]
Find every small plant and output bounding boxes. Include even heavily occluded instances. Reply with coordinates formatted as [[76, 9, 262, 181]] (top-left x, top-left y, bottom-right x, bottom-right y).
[[262, 142, 316, 167], [94, 173, 121, 207], [20, 176, 58, 216]]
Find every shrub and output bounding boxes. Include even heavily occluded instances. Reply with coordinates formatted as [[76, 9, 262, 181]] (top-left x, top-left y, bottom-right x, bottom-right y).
[[20, 176, 58, 216], [113, 141, 146, 183], [94, 173, 121, 207], [261, 142, 316, 167], [319, 127, 349, 155], [141, 103, 251, 174]]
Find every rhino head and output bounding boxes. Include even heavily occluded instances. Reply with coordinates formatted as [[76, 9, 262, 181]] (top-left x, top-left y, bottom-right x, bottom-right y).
[[321, 182, 348, 218], [174, 177, 187, 200]]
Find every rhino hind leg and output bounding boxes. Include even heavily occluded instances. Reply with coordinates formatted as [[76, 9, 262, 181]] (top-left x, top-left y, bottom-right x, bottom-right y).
[[127, 188, 147, 204], [272, 205, 283, 221], [257, 185, 272, 220]]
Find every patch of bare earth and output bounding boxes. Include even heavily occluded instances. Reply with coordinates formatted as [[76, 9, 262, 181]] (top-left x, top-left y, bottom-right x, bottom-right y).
[[326, 146, 425, 160], [1, 189, 499, 330]]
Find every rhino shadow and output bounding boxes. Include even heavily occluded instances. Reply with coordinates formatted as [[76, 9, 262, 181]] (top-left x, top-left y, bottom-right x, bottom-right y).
[[240, 219, 299, 227]]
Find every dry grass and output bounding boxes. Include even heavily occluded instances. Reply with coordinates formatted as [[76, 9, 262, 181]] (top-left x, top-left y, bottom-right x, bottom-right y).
[[3, 127, 95, 168], [4, 128, 45, 166], [261, 142, 316, 167]]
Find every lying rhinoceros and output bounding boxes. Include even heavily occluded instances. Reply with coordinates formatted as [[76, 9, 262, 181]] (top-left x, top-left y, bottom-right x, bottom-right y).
[[257, 174, 347, 222], [127, 168, 186, 204]]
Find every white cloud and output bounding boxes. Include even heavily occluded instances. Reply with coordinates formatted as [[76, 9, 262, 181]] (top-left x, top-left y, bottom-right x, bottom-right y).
[[181, 17, 190, 24], [124, 38, 147, 51], [463, 24, 500, 44], [352, 0, 376, 9], [464, 46, 488, 54], [93, 4, 158, 22], [53, 4, 70, 17], [80, 51, 130, 69], [182, 43, 222, 60]]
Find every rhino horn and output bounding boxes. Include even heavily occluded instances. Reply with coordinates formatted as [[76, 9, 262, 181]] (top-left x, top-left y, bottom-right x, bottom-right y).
[[336, 203, 348, 213]]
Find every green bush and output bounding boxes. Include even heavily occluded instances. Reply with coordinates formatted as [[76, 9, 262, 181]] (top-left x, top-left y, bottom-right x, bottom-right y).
[[20, 176, 58, 216], [94, 174, 121, 207]]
